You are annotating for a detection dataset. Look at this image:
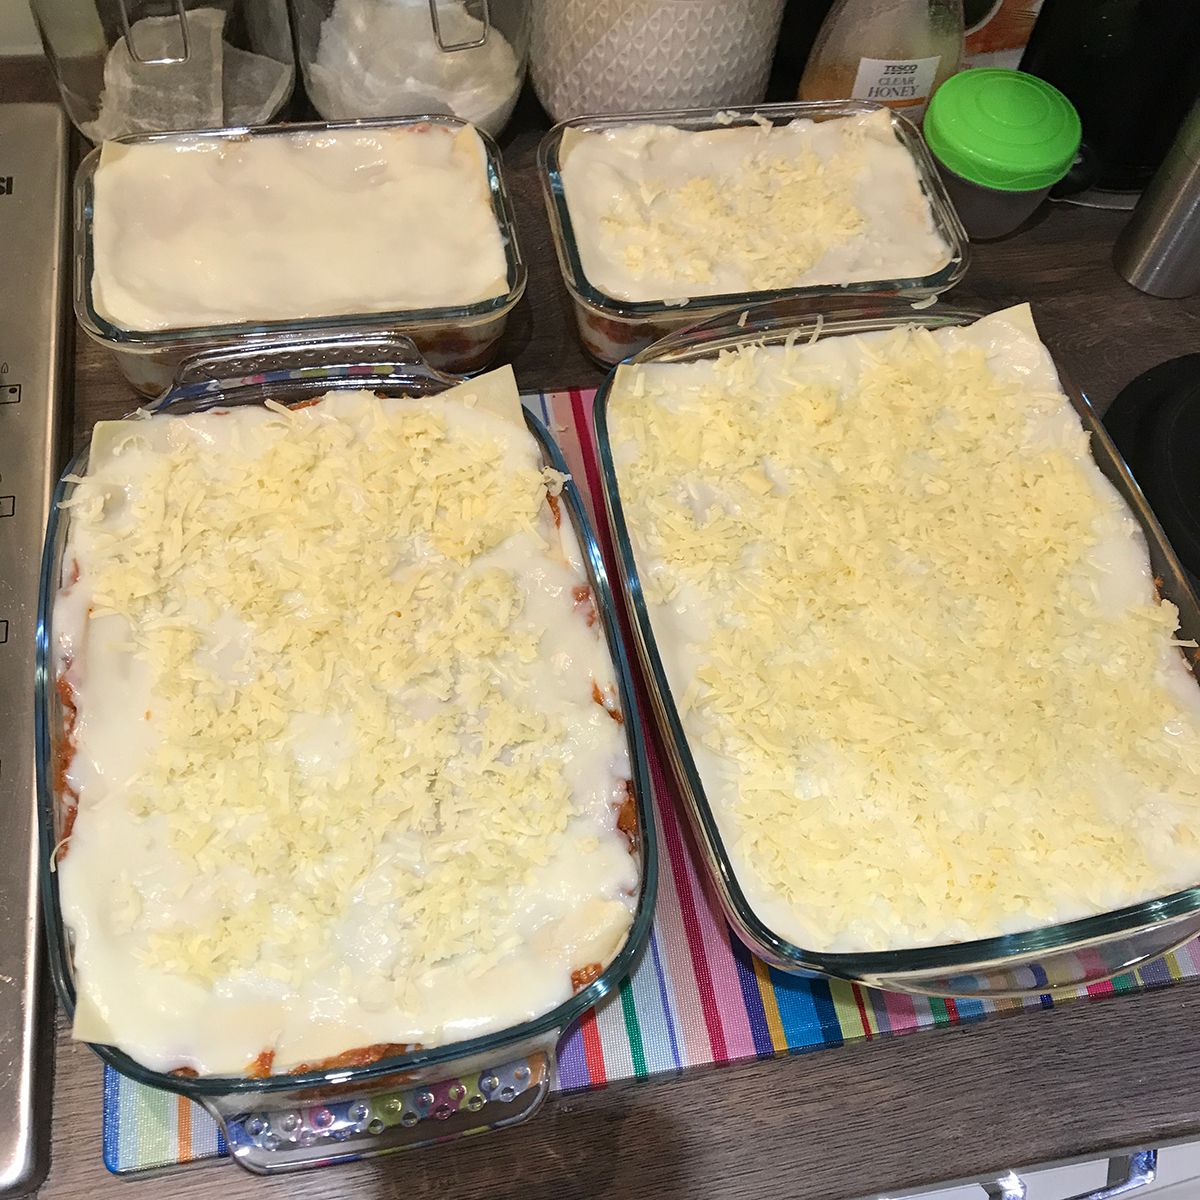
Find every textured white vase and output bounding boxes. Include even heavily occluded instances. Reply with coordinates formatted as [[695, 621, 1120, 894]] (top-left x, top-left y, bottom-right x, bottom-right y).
[[530, 0, 787, 121]]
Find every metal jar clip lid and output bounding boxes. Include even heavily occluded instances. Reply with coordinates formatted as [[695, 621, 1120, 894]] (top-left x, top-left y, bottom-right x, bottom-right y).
[[429, 0, 490, 51], [116, 0, 191, 64]]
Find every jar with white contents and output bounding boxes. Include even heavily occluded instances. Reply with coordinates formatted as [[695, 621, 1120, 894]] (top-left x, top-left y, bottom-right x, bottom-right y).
[[31, 0, 296, 143], [290, 0, 528, 136]]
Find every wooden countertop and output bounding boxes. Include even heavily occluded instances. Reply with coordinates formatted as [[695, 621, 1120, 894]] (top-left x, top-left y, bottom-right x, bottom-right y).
[[12, 60, 1200, 1200]]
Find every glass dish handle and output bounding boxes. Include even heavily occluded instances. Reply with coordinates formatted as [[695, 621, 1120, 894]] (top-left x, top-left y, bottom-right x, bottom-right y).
[[981, 1151, 1157, 1200], [169, 334, 465, 393], [202, 1050, 551, 1175], [633, 294, 961, 367]]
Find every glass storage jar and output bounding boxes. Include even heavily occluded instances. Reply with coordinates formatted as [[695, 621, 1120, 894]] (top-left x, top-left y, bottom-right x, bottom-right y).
[[290, 0, 528, 136], [31, 0, 295, 142]]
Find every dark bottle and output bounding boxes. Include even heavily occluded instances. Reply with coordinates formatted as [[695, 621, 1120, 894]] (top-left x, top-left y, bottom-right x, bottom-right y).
[[1020, 0, 1200, 192]]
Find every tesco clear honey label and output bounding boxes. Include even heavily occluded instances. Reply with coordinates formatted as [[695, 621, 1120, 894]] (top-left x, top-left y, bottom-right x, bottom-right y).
[[851, 56, 941, 113]]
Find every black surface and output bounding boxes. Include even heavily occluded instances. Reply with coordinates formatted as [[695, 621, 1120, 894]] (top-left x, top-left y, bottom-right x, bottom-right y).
[[1020, 0, 1200, 191], [1104, 354, 1200, 586]]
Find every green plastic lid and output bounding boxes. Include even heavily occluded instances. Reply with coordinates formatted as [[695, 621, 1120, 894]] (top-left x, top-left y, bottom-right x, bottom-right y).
[[924, 69, 1081, 192]]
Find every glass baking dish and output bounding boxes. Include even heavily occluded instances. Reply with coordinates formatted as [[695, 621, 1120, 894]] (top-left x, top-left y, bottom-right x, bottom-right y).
[[35, 335, 657, 1174], [537, 100, 969, 367], [593, 297, 1200, 999], [73, 115, 527, 397]]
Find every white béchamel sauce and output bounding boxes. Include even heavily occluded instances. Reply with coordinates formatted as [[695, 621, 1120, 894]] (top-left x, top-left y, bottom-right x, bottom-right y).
[[55, 372, 637, 1075], [608, 306, 1200, 952], [559, 109, 950, 303], [92, 124, 509, 331]]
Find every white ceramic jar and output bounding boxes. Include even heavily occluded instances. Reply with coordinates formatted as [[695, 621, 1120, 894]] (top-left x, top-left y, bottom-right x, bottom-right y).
[[530, 0, 786, 121]]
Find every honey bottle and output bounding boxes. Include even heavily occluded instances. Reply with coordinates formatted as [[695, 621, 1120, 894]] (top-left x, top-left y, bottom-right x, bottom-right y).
[[798, 0, 964, 122]]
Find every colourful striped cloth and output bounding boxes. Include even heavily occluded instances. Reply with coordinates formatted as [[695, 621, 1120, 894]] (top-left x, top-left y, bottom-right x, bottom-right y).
[[102, 389, 1200, 1174]]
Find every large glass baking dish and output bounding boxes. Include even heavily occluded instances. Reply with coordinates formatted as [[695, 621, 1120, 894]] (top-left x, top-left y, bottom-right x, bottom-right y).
[[73, 115, 527, 396], [35, 335, 657, 1174], [594, 298, 1200, 999], [538, 100, 969, 367]]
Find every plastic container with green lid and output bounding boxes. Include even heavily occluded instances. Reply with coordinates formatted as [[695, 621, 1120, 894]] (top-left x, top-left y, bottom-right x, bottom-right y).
[[923, 68, 1081, 240]]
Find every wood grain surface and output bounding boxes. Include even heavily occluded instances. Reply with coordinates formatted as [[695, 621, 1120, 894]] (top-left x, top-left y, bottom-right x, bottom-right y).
[[12, 61, 1200, 1200]]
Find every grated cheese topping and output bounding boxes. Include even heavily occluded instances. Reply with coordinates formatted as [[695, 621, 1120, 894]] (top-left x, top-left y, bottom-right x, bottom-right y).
[[558, 108, 950, 304], [55, 371, 637, 1075], [608, 306, 1200, 952]]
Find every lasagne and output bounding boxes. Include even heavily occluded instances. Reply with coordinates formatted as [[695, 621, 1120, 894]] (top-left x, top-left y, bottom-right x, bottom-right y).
[[91, 122, 509, 331], [606, 305, 1200, 952], [558, 108, 950, 304], [53, 367, 638, 1075]]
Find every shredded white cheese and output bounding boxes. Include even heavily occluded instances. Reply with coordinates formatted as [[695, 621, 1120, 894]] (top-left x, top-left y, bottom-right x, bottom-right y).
[[608, 306, 1200, 952], [55, 372, 637, 1075], [558, 109, 950, 303], [603, 142, 865, 291]]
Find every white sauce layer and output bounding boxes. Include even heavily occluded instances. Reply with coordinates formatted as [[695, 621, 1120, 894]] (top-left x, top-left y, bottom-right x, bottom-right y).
[[92, 124, 509, 332], [608, 306, 1200, 952], [55, 377, 636, 1075], [559, 109, 950, 304]]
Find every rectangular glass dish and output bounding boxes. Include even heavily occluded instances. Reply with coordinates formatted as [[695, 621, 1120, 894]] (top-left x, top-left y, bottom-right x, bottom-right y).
[[593, 298, 1200, 999], [73, 115, 527, 397], [35, 336, 657, 1174], [538, 101, 969, 367]]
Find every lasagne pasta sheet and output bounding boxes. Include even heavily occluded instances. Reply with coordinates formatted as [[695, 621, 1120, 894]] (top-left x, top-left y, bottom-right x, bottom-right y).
[[92, 123, 510, 331]]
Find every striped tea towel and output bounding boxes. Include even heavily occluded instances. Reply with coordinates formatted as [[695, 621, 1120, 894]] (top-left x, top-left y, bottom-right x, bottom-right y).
[[101, 389, 1200, 1173]]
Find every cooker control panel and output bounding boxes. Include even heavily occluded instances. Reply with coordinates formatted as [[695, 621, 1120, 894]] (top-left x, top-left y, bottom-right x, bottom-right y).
[[0, 101, 68, 1198]]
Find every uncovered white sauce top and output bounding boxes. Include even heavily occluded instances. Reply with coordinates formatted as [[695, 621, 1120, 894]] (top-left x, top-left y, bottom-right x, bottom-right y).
[[608, 306, 1200, 952], [91, 124, 510, 332], [55, 370, 637, 1075], [559, 108, 951, 303]]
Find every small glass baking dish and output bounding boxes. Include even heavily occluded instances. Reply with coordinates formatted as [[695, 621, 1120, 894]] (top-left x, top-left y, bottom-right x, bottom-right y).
[[593, 297, 1200, 999], [73, 115, 527, 397], [537, 100, 969, 367], [35, 334, 657, 1175]]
